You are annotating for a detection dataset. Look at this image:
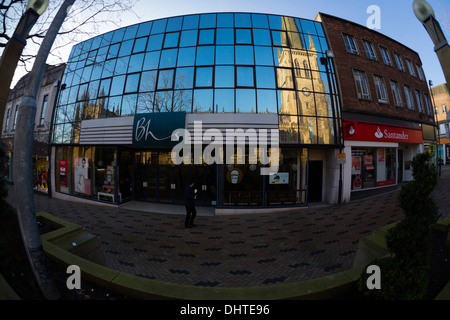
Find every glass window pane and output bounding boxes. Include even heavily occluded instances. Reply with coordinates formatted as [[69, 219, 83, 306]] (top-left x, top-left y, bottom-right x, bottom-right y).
[[173, 90, 193, 112], [100, 31, 113, 47], [121, 94, 137, 115], [216, 28, 234, 45], [256, 66, 275, 88], [272, 31, 287, 47], [77, 83, 88, 101], [112, 28, 125, 43], [299, 117, 317, 144], [199, 14, 216, 28], [217, 13, 233, 27], [215, 66, 234, 88], [143, 51, 160, 70], [125, 73, 140, 93], [254, 46, 274, 66], [236, 29, 252, 44], [214, 89, 235, 113], [182, 15, 199, 30], [315, 93, 332, 118], [235, 45, 254, 65], [137, 21, 152, 37], [199, 29, 215, 45], [98, 78, 111, 97], [300, 19, 317, 36], [157, 69, 174, 90], [114, 56, 130, 75], [164, 32, 180, 48], [107, 96, 122, 117], [195, 66, 213, 87], [268, 15, 283, 30], [314, 22, 325, 37], [154, 91, 173, 112], [147, 34, 164, 51], [253, 29, 271, 46], [166, 16, 183, 32], [257, 89, 277, 113], [87, 80, 99, 99], [274, 47, 292, 67], [137, 92, 155, 113], [128, 53, 144, 73], [124, 25, 138, 41], [276, 68, 294, 89], [279, 115, 299, 143], [107, 43, 120, 59], [140, 70, 157, 92], [193, 89, 213, 112], [297, 90, 316, 116], [196, 46, 214, 65], [159, 49, 178, 68], [110, 75, 126, 96], [236, 89, 256, 113], [180, 30, 198, 47], [119, 39, 133, 57], [81, 66, 92, 82], [133, 37, 148, 53], [278, 90, 298, 114], [235, 13, 251, 28], [251, 14, 269, 29], [236, 67, 254, 87], [317, 117, 335, 144], [175, 67, 194, 89], [151, 19, 167, 34], [216, 46, 234, 64], [177, 47, 196, 67], [95, 46, 108, 63]]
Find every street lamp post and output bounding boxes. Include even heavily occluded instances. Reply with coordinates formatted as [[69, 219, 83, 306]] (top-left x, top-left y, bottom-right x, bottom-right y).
[[0, 0, 49, 135], [413, 0, 450, 93]]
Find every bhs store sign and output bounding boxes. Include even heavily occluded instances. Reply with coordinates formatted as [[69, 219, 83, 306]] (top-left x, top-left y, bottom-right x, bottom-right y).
[[133, 112, 186, 147]]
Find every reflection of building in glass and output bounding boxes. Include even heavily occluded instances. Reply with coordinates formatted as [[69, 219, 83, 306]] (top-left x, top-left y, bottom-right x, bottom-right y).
[[48, 13, 343, 211]]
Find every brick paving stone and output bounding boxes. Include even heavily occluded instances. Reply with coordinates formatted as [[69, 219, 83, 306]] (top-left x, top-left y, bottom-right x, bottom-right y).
[[6, 165, 450, 288]]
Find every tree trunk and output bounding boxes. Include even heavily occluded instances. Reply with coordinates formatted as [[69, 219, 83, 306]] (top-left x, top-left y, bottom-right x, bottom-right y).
[[13, 0, 76, 300]]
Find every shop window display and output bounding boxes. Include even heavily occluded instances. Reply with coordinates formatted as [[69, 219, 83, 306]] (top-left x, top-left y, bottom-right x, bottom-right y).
[[351, 147, 397, 190]]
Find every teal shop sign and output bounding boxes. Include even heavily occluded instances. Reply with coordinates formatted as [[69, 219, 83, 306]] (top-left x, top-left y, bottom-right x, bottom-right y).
[[133, 112, 186, 147]]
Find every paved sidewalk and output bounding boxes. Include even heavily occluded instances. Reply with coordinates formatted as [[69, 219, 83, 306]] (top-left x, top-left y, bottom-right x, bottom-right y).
[[9, 165, 450, 288]]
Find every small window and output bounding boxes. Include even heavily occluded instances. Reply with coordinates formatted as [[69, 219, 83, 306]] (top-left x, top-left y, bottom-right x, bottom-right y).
[[195, 66, 213, 87], [404, 85, 414, 110], [343, 34, 358, 55], [373, 75, 388, 103], [380, 47, 392, 66], [390, 81, 403, 107], [198, 29, 215, 45], [164, 32, 180, 48], [39, 95, 49, 126], [235, 28, 252, 45], [363, 40, 377, 60], [405, 58, 416, 77], [353, 70, 370, 100], [157, 69, 175, 90], [394, 53, 405, 72], [416, 64, 425, 81], [442, 105, 448, 114], [180, 30, 198, 47], [415, 90, 424, 113], [236, 66, 254, 87], [424, 93, 432, 115]]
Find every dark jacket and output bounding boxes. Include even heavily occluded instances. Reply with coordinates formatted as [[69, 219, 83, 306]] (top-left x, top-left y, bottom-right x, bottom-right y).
[[184, 185, 195, 206]]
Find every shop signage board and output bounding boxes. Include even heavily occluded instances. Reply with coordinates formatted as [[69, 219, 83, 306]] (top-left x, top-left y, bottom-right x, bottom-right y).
[[133, 112, 186, 147], [343, 120, 423, 144]]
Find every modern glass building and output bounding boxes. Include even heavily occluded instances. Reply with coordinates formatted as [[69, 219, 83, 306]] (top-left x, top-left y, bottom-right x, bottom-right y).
[[51, 13, 342, 211]]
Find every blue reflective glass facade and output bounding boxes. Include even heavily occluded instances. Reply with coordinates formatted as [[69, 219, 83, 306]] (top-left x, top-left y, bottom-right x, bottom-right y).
[[53, 13, 341, 146]]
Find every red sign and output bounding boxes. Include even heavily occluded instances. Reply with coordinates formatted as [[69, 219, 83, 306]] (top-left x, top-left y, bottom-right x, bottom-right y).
[[59, 160, 68, 187], [343, 120, 423, 144]]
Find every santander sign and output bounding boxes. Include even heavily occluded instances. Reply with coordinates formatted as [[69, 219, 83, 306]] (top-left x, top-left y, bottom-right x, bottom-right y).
[[344, 121, 423, 144]]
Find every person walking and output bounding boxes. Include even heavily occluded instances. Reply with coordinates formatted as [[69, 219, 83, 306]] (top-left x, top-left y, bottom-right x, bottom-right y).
[[184, 181, 197, 228]]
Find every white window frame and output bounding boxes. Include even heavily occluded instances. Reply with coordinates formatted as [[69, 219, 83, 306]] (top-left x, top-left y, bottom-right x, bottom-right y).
[[343, 34, 359, 55], [404, 85, 414, 110], [415, 90, 424, 113], [374, 75, 388, 103], [390, 80, 403, 107], [379, 46, 392, 66], [363, 40, 377, 60], [353, 70, 371, 100], [405, 58, 416, 77], [394, 53, 405, 72]]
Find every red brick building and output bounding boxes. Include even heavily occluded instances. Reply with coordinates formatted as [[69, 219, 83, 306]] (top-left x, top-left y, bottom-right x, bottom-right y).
[[317, 13, 437, 201]]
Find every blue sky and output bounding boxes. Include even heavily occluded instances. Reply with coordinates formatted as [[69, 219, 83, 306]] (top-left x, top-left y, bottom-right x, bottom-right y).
[[116, 0, 449, 87]]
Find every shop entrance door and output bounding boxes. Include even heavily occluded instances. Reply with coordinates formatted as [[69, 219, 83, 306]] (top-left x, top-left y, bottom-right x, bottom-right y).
[[308, 161, 323, 202]]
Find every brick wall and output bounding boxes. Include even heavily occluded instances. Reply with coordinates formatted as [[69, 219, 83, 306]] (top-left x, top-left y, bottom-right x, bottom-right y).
[[318, 13, 434, 126]]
